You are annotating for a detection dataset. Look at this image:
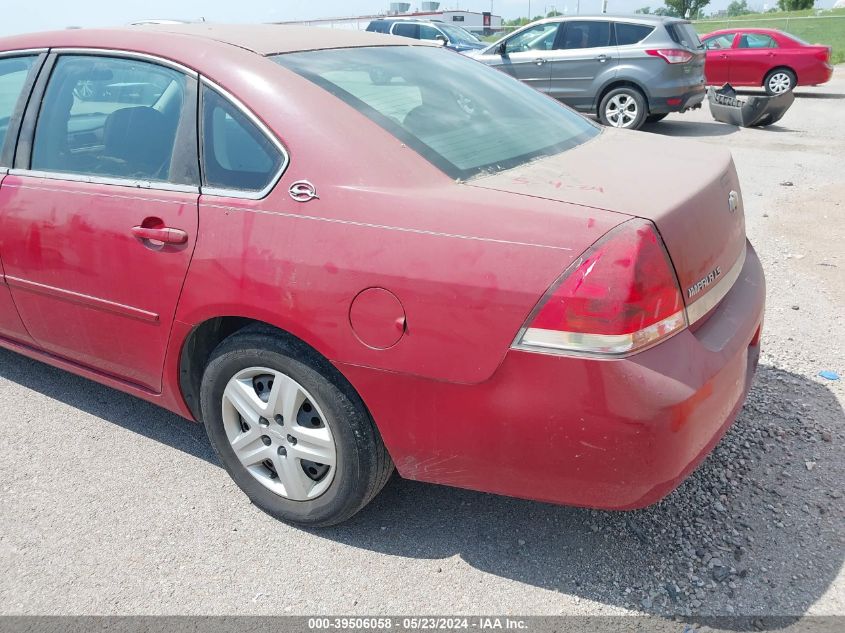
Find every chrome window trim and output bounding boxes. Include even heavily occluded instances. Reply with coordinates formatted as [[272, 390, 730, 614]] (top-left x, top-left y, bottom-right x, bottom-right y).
[[0, 49, 48, 58], [7, 169, 199, 194], [198, 77, 290, 201], [686, 242, 748, 326], [50, 48, 198, 78]]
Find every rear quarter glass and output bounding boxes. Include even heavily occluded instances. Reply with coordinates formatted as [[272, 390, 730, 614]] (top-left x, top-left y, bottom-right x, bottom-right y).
[[615, 23, 655, 46]]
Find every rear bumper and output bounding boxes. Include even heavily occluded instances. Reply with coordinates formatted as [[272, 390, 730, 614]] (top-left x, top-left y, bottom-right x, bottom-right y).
[[649, 85, 706, 114], [805, 63, 834, 86], [340, 242, 766, 510]]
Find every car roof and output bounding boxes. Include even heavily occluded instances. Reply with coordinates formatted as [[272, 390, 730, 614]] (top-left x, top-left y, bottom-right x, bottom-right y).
[[536, 13, 686, 25], [705, 27, 785, 36], [137, 23, 434, 54], [372, 18, 445, 25], [0, 23, 434, 57]]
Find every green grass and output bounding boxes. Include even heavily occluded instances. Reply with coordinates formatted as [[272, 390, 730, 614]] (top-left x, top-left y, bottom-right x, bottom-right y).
[[694, 8, 845, 64]]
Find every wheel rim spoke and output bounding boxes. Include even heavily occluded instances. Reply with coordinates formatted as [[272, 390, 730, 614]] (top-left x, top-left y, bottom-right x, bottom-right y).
[[277, 375, 307, 426], [289, 427, 336, 466], [223, 378, 263, 427], [275, 452, 311, 499], [233, 438, 271, 467]]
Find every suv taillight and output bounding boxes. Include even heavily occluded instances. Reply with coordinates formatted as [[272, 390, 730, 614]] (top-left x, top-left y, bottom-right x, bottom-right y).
[[646, 48, 694, 64], [513, 219, 687, 357]]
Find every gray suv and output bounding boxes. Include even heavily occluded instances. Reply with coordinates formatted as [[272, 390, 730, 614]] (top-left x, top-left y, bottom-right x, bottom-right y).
[[470, 15, 705, 129]]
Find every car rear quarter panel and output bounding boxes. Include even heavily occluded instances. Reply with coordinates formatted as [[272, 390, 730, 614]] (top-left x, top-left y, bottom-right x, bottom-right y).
[[612, 50, 705, 107], [176, 184, 624, 386]]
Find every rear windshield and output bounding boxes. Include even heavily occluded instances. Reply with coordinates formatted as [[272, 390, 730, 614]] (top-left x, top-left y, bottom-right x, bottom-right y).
[[784, 31, 810, 46], [273, 47, 599, 180], [667, 21, 704, 49]]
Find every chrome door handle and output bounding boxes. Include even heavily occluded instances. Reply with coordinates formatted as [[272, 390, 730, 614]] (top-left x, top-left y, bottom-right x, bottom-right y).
[[596, 54, 608, 62], [534, 58, 547, 65]]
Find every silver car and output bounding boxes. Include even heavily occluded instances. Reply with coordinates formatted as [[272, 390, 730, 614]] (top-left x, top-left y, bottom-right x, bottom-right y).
[[471, 15, 706, 130]]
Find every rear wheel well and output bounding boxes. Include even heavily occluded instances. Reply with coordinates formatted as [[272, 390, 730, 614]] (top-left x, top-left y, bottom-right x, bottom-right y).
[[763, 65, 797, 85], [596, 81, 649, 113], [179, 317, 303, 421]]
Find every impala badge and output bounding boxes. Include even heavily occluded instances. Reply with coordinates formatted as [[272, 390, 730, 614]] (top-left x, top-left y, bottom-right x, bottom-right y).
[[728, 190, 739, 214], [687, 267, 722, 299], [289, 180, 319, 203]]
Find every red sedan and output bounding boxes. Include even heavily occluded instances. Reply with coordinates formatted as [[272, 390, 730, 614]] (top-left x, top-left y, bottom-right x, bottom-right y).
[[701, 28, 833, 94], [0, 25, 764, 526]]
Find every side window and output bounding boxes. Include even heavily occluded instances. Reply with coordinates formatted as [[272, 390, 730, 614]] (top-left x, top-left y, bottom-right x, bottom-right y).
[[615, 24, 655, 46], [559, 21, 611, 50], [419, 25, 443, 41], [200, 85, 283, 194], [0, 56, 37, 163], [705, 34, 736, 50], [31, 55, 186, 181], [392, 23, 420, 39], [739, 33, 777, 49], [505, 23, 560, 53]]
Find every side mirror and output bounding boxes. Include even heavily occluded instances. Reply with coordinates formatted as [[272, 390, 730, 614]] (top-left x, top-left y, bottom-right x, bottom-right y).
[[435, 34, 448, 46], [497, 41, 507, 56]]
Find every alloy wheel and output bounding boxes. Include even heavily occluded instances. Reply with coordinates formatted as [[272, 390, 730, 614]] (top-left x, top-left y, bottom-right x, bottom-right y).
[[221, 366, 336, 500], [605, 94, 639, 128]]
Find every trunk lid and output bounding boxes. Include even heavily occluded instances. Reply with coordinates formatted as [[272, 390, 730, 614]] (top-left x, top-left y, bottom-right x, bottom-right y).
[[468, 129, 746, 311]]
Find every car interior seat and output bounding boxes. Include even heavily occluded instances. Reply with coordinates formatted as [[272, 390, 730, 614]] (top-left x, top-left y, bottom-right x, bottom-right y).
[[98, 106, 176, 179]]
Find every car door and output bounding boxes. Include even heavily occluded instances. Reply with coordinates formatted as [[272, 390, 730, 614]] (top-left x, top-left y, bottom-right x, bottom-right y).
[[732, 32, 780, 85], [0, 52, 47, 345], [703, 33, 738, 85], [547, 20, 617, 109], [479, 22, 561, 93], [0, 52, 199, 391]]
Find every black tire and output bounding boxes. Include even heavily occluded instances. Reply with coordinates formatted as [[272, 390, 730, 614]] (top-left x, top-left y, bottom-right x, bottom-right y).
[[764, 68, 796, 96], [645, 113, 669, 124], [598, 86, 648, 130], [200, 326, 393, 527]]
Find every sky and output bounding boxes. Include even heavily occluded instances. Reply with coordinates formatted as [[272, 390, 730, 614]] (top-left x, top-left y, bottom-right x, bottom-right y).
[[1, 0, 838, 37]]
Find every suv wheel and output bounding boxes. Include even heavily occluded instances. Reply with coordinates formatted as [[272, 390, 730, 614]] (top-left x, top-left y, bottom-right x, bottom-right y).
[[599, 87, 647, 130], [200, 326, 394, 526], [764, 68, 796, 95]]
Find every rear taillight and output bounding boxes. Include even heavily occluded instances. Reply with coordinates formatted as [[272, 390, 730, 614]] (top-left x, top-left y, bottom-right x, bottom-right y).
[[814, 47, 831, 62], [513, 219, 687, 357], [646, 48, 694, 64]]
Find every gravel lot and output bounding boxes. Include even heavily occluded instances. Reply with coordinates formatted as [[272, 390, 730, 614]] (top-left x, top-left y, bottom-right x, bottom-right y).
[[1, 68, 843, 621]]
